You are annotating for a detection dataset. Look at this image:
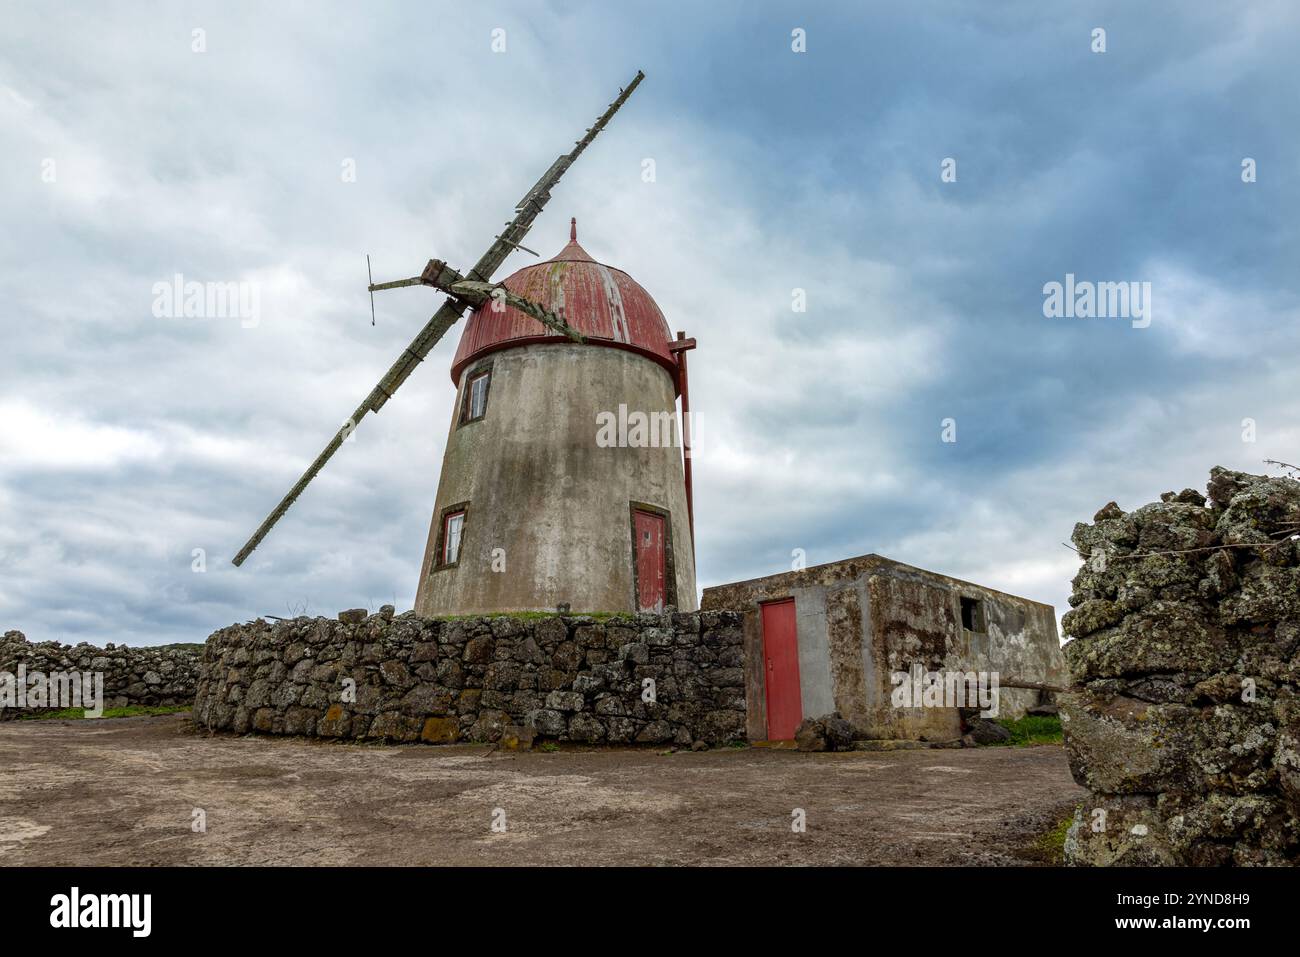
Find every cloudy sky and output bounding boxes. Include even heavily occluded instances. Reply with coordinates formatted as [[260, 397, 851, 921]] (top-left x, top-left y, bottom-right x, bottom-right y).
[[2, 1, 1297, 647]]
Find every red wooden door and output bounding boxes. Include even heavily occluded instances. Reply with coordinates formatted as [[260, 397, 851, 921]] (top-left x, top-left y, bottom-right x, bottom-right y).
[[761, 599, 802, 740], [633, 510, 666, 612]]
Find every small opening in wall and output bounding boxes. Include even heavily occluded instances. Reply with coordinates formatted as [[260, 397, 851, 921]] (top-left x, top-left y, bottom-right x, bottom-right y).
[[960, 596, 985, 633]]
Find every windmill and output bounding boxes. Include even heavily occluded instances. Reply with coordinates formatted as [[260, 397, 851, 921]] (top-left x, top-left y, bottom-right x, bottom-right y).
[[232, 71, 646, 570]]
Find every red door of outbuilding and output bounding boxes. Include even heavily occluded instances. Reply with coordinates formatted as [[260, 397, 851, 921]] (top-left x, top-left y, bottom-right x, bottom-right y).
[[633, 509, 666, 612], [761, 598, 802, 740]]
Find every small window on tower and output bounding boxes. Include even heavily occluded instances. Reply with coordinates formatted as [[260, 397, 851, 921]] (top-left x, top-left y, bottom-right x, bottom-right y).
[[460, 369, 491, 425], [442, 510, 465, 565], [960, 596, 986, 633]]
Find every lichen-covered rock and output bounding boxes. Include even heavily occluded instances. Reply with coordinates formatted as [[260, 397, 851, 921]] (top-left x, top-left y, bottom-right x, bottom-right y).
[[1061, 467, 1300, 866], [1064, 794, 1180, 867], [1218, 564, 1300, 624], [1060, 599, 1125, 639], [1064, 601, 1237, 681], [1214, 474, 1300, 549], [1062, 690, 1275, 796]]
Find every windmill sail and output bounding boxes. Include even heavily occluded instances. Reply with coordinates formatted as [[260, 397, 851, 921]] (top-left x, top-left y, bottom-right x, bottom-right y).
[[231, 70, 645, 567]]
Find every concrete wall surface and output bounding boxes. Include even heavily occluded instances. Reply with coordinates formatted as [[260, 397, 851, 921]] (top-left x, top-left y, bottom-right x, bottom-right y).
[[415, 343, 696, 616]]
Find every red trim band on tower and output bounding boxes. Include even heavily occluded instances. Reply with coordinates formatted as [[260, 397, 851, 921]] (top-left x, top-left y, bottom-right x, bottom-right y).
[[670, 331, 697, 561]]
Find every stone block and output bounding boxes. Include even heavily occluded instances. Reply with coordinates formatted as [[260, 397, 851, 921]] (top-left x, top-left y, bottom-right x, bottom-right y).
[[421, 716, 459, 744]]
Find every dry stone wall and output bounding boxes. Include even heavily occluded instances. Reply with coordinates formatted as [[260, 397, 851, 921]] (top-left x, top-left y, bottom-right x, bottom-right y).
[[0, 629, 200, 718], [1060, 467, 1300, 865], [193, 608, 747, 747]]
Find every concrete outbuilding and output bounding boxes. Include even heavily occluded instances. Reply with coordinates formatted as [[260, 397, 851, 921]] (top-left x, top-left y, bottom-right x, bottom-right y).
[[701, 555, 1067, 743], [415, 223, 696, 616]]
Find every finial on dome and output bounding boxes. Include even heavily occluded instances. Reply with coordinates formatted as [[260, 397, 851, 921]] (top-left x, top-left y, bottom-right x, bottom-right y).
[[570, 217, 577, 243]]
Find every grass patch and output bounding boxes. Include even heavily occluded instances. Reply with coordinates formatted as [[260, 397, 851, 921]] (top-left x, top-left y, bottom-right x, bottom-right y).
[[1033, 810, 1077, 865], [993, 714, 1062, 746], [538, 742, 560, 753], [18, 705, 191, 721]]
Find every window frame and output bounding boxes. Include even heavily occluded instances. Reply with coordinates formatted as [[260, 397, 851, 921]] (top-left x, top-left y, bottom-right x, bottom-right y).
[[433, 501, 470, 570], [458, 362, 493, 427]]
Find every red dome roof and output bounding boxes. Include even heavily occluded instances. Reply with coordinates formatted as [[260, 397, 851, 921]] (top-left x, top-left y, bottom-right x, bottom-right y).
[[450, 221, 678, 389]]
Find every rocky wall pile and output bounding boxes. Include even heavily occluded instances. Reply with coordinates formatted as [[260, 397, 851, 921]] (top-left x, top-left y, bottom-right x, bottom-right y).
[[192, 608, 747, 747], [0, 629, 200, 717], [1060, 467, 1300, 865]]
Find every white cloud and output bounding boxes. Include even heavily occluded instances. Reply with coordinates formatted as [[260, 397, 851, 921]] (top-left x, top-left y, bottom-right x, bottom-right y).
[[0, 401, 165, 472]]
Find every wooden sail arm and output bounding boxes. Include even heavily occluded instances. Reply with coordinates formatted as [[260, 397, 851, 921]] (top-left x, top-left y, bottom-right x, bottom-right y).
[[231, 70, 642, 567]]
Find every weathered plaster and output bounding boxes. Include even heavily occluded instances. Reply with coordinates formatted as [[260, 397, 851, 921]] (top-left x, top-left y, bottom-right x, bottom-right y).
[[702, 554, 1066, 741], [415, 342, 696, 616]]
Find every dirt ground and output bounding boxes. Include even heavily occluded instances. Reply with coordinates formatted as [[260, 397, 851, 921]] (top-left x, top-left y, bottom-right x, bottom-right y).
[[0, 714, 1085, 866]]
